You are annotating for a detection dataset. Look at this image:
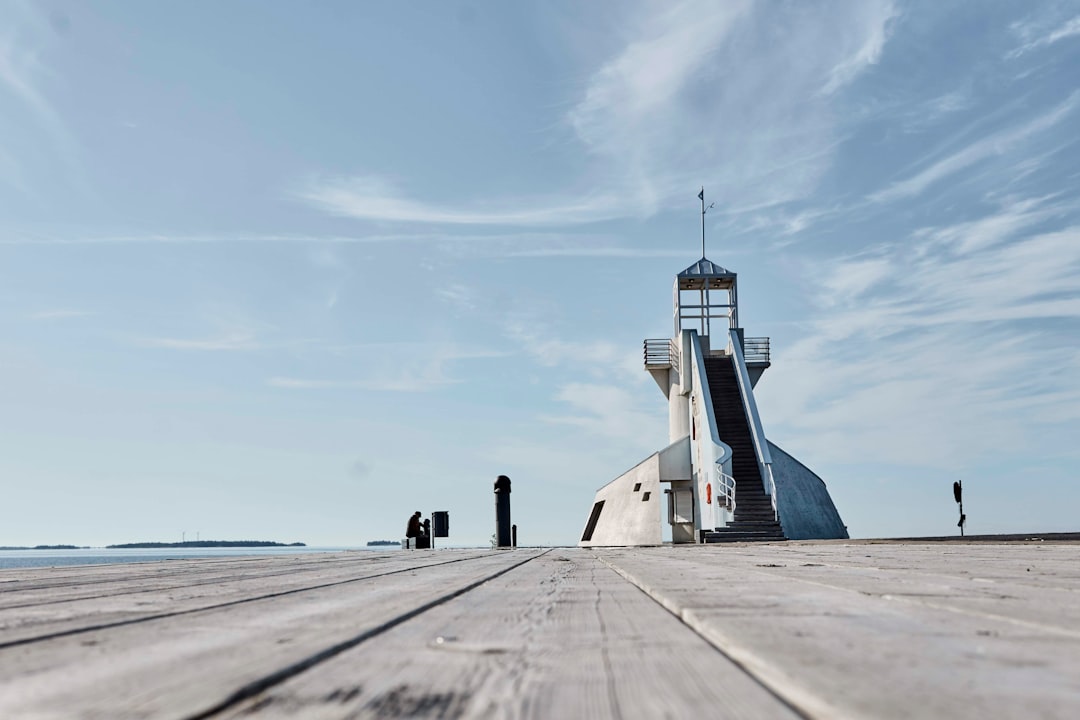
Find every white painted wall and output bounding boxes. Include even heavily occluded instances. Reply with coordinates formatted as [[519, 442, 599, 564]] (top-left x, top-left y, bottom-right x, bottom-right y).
[[578, 454, 663, 547], [667, 332, 691, 444]]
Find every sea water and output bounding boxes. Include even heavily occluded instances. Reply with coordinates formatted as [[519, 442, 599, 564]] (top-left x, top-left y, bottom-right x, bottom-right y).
[[0, 546, 386, 570]]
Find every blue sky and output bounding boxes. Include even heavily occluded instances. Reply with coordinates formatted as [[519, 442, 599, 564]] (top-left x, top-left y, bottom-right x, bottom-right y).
[[2, 1, 1079, 547]]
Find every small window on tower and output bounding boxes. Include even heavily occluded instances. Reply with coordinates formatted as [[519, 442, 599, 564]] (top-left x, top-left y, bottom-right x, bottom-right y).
[[633, 483, 642, 492]]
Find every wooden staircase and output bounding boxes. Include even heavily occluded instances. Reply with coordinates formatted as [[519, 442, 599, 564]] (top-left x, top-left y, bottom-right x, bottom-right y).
[[701, 356, 785, 543]]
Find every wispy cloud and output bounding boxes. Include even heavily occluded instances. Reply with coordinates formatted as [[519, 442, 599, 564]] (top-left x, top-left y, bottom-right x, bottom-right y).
[[143, 331, 260, 352], [870, 92, 1079, 203], [911, 194, 1072, 255], [0, 4, 83, 190], [0, 230, 665, 258], [566, 0, 899, 214], [269, 344, 507, 392], [821, 2, 898, 95], [504, 320, 644, 384], [759, 195, 1080, 470], [0, 231, 439, 246], [0, 32, 59, 130], [504, 247, 687, 258], [297, 175, 623, 227], [29, 309, 94, 320], [436, 284, 476, 312], [1008, 14, 1080, 59], [268, 376, 444, 392], [818, 257, 893, 308], [900, 90, 972, 134], [297, 1, 899, 229], [542, 382, 665, 447]]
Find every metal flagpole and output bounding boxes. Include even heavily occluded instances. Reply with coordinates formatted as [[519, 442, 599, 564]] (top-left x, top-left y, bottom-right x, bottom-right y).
[[699, 187, 714, 259], [699, 187, 706, 258]]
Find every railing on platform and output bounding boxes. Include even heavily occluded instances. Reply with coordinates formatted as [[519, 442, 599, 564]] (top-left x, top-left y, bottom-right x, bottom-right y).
[[643, 338, 679, 369], [717, 469, 736, 514], [743, 336, 770, 364]]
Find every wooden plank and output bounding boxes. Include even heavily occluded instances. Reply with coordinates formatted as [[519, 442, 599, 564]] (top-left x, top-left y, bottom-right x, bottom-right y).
[[717, 542, 1080, 631], [216, 549, 800, 719], [0, 550, 541, 719], [599, 543, 1080, 720], [0, 550, 492, 646], [0, 552, 448, 608]]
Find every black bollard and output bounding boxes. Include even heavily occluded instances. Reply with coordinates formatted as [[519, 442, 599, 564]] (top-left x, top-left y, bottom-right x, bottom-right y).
[[511, 524, 517, 548], [494, 475, 512, 548]]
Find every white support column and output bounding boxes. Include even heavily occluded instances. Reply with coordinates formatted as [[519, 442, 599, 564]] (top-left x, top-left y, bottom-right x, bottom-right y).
[[668, 330, 692, 444]]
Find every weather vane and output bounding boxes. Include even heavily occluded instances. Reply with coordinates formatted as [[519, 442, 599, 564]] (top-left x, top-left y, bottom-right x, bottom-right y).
[[699, 187, 714, 259]]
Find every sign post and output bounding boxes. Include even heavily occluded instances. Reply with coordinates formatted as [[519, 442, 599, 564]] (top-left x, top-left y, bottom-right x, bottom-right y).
[[953, 480, 965, 537]]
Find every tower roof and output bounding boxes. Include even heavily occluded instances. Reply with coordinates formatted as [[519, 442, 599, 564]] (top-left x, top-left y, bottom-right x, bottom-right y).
[[677, 257, 736, 290]]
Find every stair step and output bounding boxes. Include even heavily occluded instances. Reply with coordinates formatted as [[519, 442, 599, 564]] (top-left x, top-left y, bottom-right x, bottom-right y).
[[704, 533, 786, 544], [703, 355, 786, 541]]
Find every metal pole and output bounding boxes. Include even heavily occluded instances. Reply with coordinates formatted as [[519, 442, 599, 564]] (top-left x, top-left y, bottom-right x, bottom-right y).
[[959, 481, 964, 537], [959, 481, 967, 537], [699, 187, 706, 259]]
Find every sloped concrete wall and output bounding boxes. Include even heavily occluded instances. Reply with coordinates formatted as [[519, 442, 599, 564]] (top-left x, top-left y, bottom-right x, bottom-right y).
[[579, 454, 662, 547], [768, 441, 849, 540], [658, 435, 692, 482]]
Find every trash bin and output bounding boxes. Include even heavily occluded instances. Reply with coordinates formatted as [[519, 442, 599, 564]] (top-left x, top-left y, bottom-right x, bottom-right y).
[[432, 511, 449, 538]]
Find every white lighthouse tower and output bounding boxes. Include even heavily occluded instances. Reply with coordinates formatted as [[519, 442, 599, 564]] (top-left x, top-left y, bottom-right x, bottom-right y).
[[580, 194, 847, 546]]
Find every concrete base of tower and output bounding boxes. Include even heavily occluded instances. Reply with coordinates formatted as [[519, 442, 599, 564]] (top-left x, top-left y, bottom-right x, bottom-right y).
[[768, 440, 849, 540], [579, 437, 692, 547]]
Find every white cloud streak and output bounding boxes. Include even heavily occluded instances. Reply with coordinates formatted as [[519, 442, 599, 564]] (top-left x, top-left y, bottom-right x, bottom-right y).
[[759, 198, 1080, 470], [297, 175, 623, 226], [268, 376, 446, 392], [269, 344, 506, 393], [821, 2, 898, 94], [504, 321, 644, 385], [29, 309, 94, 320], [1008, 14, 1080, 59], [0, 231, 673, 260], [0, 4, 83, 190], [566, 0, 899, 214], [543, 382, 666, 447], [299, 1, 899, 228], [143, 331, 260, 352], [870, 92, 1079, 203]]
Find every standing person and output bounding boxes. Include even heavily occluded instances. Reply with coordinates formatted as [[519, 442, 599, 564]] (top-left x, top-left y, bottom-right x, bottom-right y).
[[406, 511, 423, 539]]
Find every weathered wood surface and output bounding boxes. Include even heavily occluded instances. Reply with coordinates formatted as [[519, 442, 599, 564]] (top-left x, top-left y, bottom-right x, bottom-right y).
[[217, 550, 796, 720], [599, 542, 1080, 719], [1, 542, 1078, 719]]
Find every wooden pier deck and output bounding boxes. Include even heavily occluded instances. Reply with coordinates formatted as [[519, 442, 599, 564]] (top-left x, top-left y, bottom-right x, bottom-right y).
[[1, 541, 1078, 719]]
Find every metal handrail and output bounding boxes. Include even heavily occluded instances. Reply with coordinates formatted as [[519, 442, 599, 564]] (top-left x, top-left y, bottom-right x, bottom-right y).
[[729, 329, 778, 522], [688, 331, 735, 535], [716, 468, 736, 514], [643, 338, 679, 368], [743, 337, 770, 364], [764, 465, 777, 519]]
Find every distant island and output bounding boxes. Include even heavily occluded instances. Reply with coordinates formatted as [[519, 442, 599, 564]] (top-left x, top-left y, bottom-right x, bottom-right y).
[[106, 541, 306, 549], [366, 540, 399, 546], [0, 545, 85, 550]]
